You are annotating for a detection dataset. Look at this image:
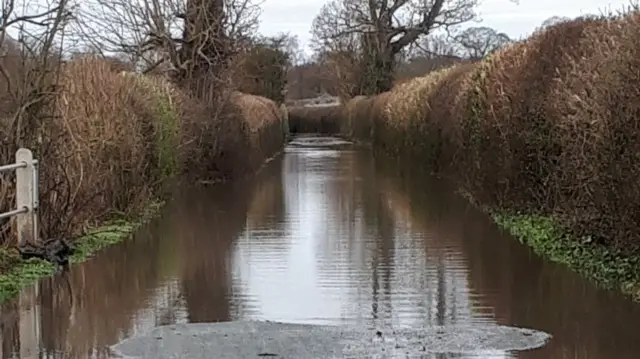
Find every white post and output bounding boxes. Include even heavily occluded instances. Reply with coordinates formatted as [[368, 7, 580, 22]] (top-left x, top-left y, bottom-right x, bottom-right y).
[[15, 148, 36, 245]]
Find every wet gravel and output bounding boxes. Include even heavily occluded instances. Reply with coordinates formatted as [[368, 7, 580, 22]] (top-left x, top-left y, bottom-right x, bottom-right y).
[[111, 321, 551, 358]]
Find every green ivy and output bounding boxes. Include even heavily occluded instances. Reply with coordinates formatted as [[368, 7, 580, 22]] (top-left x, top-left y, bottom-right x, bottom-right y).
[[494, 213, 640, 300], [0, 202, 162, 303]]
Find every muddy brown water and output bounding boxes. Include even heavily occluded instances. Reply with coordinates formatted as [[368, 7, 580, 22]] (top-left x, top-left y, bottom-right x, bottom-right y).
[[1, 134, 640, 358]]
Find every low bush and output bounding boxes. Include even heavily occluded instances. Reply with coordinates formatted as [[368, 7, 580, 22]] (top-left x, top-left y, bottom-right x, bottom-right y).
[[288, 105, 342, 134], [0, 57, 169, 245], [0, 55, 285, 267], [341, 96, 375, 142], [230, 91, 286, 170]]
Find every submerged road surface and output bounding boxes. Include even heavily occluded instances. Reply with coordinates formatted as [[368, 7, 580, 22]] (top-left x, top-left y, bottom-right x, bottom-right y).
[[1, 135, 640, 358]]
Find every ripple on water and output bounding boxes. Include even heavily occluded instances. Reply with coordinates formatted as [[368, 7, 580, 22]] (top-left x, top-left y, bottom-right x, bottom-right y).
[[287, 136, 353, 149]]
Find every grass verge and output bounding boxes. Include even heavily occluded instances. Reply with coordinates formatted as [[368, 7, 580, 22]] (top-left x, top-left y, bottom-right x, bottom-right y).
[[0, 202, 163, 303], [494, 213, 640, 301], [456, 188, 640, 300]]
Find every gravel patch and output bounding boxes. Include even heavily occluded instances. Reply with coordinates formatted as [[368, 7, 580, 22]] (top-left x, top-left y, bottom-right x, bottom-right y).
[[111, 321, 551, 358]]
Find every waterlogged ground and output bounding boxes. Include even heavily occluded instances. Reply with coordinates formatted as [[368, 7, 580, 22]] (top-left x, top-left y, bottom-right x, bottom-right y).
[[2, 135, 640, 358]]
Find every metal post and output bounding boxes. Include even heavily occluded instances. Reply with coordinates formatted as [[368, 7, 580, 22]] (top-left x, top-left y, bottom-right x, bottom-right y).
[[15, 148, 36, 245]]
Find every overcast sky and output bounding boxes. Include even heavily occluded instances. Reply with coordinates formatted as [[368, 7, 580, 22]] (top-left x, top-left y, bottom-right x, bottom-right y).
[[257, 0, 633, 54]]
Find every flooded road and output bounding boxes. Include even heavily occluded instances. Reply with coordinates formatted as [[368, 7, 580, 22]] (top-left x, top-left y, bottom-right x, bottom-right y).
[[2, 135, 640, 358]]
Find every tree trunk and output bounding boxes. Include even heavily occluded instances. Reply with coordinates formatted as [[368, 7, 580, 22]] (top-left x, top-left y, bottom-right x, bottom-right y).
[[178, 0, 228, 100], [359, 32, 395, 96], [359, 50, 394, 96]]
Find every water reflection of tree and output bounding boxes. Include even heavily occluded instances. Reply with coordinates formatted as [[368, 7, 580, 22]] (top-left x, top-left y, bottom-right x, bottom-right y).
[[54, 223, 164, 357], [311, 147, 453, 328], [0, 301, 19, 358], [372, 188, 395, 323], [458, 198, 640, 359], [0, 175, 264, 357], [245, 157, 286, 232], [0, 218, 167, 358], [229, 157, 289, 319], [281, 149, 354, 266], [312, 149, 367, 272], [375, 153, 640, 358], [372, 153, 475, 327], [152, 279, 185, 327], [177, 182, 253, 323], [333, 149, 395, 325], [304, 149, 358, 261]]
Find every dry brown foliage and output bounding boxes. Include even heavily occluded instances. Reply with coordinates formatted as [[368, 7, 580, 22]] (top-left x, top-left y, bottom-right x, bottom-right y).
[[287, 62, 340, 100], [1, 56, 164, 244], [380, 67, 458, 157], [393, 56, 470, 86], [339, 13, 640, 252], [454, 19, 605, 212], [48, 58, 159, 226], [167, 88, 285, 183], [230, 91, 286, 168], [287, 105, 342, 134], [423, 62, 479, 171], [542, 14, 640, 248], [0, 54, 285, 247], [341, 96, 373, 141]]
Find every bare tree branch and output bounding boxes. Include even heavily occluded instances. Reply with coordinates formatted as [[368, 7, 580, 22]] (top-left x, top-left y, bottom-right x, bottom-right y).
[[535, 15, 572, 32], [0, 0, 75, 242], [69, 0, 260, 77], [310, 0, 489, 94], [454, 26, 511, 59]]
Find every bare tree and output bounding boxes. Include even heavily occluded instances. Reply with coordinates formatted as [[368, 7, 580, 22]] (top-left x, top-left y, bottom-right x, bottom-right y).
[[311, 0, 481, 95], [453, 26, 511, 59], [0, 0, 75, 243], [73, 0, 261, 97], [391, 32, 464, 83], [260, 32, 301, 66], [313, 44, 363, 100], [1, 0, 74, 145], [536, 15, 571, 32], [232, 33, 294, 102], [286, 58, 344, 101], [411, 32, 462, 58]]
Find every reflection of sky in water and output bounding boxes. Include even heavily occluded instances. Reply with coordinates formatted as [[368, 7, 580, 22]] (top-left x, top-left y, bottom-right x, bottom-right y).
[[227, 144, 510, 358], [231, 149, 349, 324]]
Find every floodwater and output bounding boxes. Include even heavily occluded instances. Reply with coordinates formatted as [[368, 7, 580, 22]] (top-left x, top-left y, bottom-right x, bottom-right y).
[[2, 134, 640, 358]]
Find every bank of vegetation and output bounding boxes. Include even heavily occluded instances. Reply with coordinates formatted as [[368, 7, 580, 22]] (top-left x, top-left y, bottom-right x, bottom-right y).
[[288, 105, 342, 134], [293, 0, 640, 299], [0, 0, 293, 301]]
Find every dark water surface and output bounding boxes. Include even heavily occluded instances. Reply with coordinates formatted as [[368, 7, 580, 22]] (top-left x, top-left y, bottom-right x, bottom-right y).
[[2, 134, 640, 358]]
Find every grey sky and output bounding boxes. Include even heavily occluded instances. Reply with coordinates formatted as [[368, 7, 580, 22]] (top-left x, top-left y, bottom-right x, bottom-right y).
[[257, 0, 632, 54]]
